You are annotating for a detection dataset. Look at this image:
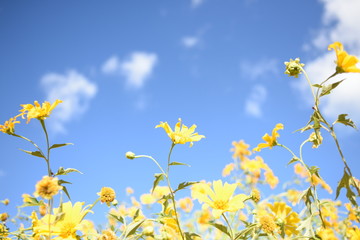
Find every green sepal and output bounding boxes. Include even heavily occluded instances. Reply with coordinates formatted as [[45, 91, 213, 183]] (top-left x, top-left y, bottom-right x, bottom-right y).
[[320, 79, 344, 97], [49, 143, 73, 150], [287, 157, 300, 165], [152, 173, 165, 193], [55, 167, 83, 176], [19, 197, 42, 208], [208, 221, 231, 238], [169, 161, 190, 167], [124, 219, 145, 238], [333, 114, 357, 129], [19, 149, 46, 159], [174, 181, 198, 194]]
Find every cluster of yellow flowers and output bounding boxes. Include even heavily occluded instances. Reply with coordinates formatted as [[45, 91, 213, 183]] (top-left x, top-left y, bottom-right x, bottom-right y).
[[1, 41, 360, 240]]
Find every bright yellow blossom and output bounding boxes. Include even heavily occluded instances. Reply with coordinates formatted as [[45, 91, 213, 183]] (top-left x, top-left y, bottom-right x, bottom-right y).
[[98, 187, 116, 206], [347, 226, 360, 240], [230, 140, 251, 161], [155, 118, 205, 147], [328, 41, 360, 73], [178, 197, 194, 213], [20, 99, 62, 123], [192, 180, 248, 219], [253, 123, 284, 152], [0, 115, 21, 134], [264, 170, 279, 189], [259, 213, 277, 235], [268, 202, 300, 237], [317, 228, 338, 240], [240, 156, 267, 178]]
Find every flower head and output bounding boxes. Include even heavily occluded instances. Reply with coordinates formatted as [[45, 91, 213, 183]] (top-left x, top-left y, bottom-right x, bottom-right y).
[[253, 123, 284, 152], [34, 176, 62, 200], [178, 197, 194, 213], [222, 163, 235, 177], [192, 180, 248, 218], [284, 58, 305, 78], [98, 187, 116, 206], [0, 115, 21, 135], [230, 140, 251, 161], [328, 41, 360, 73], [125, 151, 136, 159], [20, 99, 62, 123], [155, 118, 205, 147], [268, 202, 300, 237], [259, 213, 277, 235]]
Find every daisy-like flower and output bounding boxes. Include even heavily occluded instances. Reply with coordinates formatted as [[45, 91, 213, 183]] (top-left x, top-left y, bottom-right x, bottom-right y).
[[253, 123, 284, 152], [34, 176, 62, 200], [328, 41, 360, 73], [230, 140, 251, 161], [192, 180, 248, 219], [20, 99, 62, 123], [0, 114, 21, 135], [98, 187, 116, 206], [155, 118, 205, 147], [268, 202, 300, 237]]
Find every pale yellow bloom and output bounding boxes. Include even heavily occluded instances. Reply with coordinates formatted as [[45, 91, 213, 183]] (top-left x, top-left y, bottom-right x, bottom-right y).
[[294, 163, 308, 178], [131, 196, 141, 208], [230, 140, 251, 161], [98, 187, 116, 206], [152, 186, 171, 200], [22, 193, 32, 204], [34, 176, 62, 200], [197, 207, 212, 225], [251, 189, 261, 203], [317, 228, 338, 240], [311, 174, 333, 194], [20, 99, 62, 123], [192, 180, 248, 218], [155, 118, 205, 147], [240, 156, 267, 178], [140, 193, 156, 205], [264, 170, 279, 189], [284, 58, 305, 78], [259, 213, 277, 235], [178, 197, 194, 213], [126, 187, 134, 195], [222, 163, 235, 177], [345, 203, 359, 222], [308, 131, 323, 148], [328, 41, 360, 73], [286, 189, 301, 206], [0, 114, 21, 134], [268, 202, 300, 237], [99, 229, 117, 240], [253, 123, 284, 152], [159, 206, 182, 240]]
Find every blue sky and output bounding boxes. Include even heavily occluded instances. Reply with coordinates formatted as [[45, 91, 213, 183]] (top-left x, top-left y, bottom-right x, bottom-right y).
[[1, 0, 360, 225]]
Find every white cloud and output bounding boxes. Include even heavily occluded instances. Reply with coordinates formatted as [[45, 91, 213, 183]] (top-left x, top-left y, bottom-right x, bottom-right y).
[[240, 58, 278, 80], [41, 70, 97, 133], [102, 52, 158, 89], [245, 84, 267, 118], [295, 0, 360, 125], [191, 0, 205, 8], [182, 36, 199, 48]]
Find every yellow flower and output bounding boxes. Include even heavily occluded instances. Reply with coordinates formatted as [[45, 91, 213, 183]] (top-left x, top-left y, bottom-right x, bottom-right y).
[[32, 201, 92, 240], [98, 187, 116, 206], [197, 207, 212, 225], [345, 203, 359, 222], [308, 131, 323, 148], [0, 223, 9, 237], [140, 193, 156, 205], [328, 41, 360, 73], [34, 176, 62, 200], [317, 228, 338, 240], [192, 180, 248, 218], [0, 213, 9, 222], [268, 202, 300, 237], [251, 189, 261, 203], [0, 115, 21, 134], [347, 226, 360, 240], [264, 170, 279, 189], [284, 58, 305, 78], [286, 189, 301, 206], [178, 197, 194, 213], [155, 118, 205, 147], [240, 156, 267, 178], [99, 229, 117, 240], [230, 140, 251, 161], [20, 99, 62, 123], [222, 163, 235, 177], [253, 123, 284, 152], [259, 213, 277, 235], [126, 187, 134, 195]]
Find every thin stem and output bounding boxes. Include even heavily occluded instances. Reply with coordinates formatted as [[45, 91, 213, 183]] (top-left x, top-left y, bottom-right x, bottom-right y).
[[222, 213, 234, 240], [135, 155, 166, 175], [166, 143, 185, 240], [40, 120, 52, 177], [11, 133, 46, 159], [300, 66, 316, 103]]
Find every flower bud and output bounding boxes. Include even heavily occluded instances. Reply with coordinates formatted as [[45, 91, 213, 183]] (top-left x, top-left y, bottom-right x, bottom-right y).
[[284, 58, 305, 78], [125, 151, 136, 160]]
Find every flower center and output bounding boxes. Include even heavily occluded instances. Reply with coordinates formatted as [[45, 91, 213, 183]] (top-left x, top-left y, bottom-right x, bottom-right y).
[[213, 200, 228, 210]]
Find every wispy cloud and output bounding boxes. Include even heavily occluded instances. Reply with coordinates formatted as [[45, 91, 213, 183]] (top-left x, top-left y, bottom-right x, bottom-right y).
[[102, 52, 158, 89], [0, 169, 5, 177], [41, 70, 97, 133], [191, 0, 205, 8], [240, 58, 278, 80], [181, 36, 199, 48], [296, 0, 360, 125], [245, 84, 267, 118]]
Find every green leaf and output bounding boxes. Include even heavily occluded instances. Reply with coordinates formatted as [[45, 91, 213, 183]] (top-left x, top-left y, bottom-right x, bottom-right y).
[[19, 149, 46, 159], [320, 79, 344, 97], [234, 224, 257, 239], [49, 143, 73, 150], [55, 167, 83, 176], [287, 157, 299, 165], [152, 173, 165, 193], [336, 171, 357, 206], [208, 221, 231, 238], [61, 185, 71, 200], [108, 213, 124, 224], [312, 84, 322, 88], [174, 181, 198, 193], [300, 187, 314, 213], [124, 219, 145, 238], [169, 161, 190, 167], [184, 232, 201, 240], [334, 114, 357, 129]]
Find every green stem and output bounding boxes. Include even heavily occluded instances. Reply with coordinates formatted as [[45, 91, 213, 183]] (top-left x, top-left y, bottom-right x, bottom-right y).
[[40, 120, 52, 177], [135, 155, 166, 176], [166, 143, 185, 240], [222, 213, 234, 240], [300, 66, 316, 103]]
